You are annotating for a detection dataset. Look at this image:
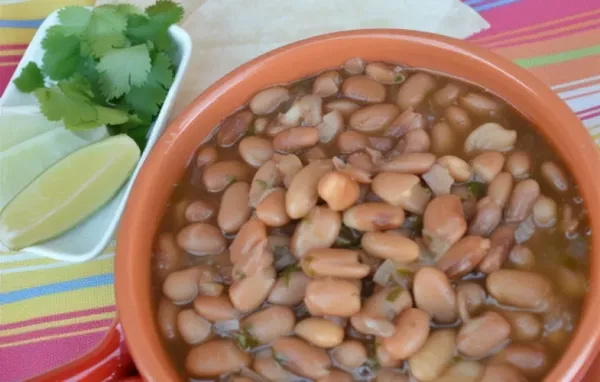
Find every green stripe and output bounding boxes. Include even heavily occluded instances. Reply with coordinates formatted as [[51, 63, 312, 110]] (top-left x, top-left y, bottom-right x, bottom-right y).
[[514, 44, 600, 68]]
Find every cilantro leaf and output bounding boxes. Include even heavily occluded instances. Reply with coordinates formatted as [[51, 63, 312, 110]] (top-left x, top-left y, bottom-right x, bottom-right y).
[[58, 6, 92, 36], [34, 87, 67, 121], [85, 5, 128, 57], [13, 62, 44, 92], [115, 4, 143, 16], [41, 26, 81, 80], [97, 44, 151, 99], [123, 52, 173, 120], [145, 0, 184, 26]]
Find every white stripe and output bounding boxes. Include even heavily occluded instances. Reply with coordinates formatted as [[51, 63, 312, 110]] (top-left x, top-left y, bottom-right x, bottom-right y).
[[552, 75, 600, 91], [0, 251, 41, 263], [566, 95, 600, 115], [0, 253, 114, 275], [583, 116, 600, 128], [558, 84, 600, 100]]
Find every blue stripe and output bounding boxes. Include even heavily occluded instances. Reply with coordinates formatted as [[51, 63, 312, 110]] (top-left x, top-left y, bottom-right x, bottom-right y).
[[473, 0, 521, 12], [0, 273, 114, 305], [0, 19, 44, 29], [465, 0, 489, 5]]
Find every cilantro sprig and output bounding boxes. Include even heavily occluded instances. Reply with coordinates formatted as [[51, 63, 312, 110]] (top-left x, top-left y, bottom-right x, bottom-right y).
[[13, 0, 183, 149]]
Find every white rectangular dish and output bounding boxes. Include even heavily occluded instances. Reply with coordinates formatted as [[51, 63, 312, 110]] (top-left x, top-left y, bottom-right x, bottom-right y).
[[0, 8, 192, 262]]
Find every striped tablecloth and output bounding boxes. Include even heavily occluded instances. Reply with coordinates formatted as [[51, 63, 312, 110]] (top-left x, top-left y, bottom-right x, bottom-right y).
[[1, 0, 600, 381]]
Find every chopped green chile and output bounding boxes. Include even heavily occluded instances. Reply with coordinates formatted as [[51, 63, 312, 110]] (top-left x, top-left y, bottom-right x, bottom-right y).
[[153, 59, 589, 380]]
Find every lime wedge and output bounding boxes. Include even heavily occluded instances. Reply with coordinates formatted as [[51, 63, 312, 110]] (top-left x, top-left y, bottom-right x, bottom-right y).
[[0, 105, 62, 152], [0, 135, 140, 250], [0, 127, 108, 210]]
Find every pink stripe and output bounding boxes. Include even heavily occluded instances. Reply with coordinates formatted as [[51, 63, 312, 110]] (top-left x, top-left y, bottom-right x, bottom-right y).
[[0, 305, 116, 331], [0, 55, 22, 63], [482, 20, 600, 49], [1, 319, 113, 345], [0, 330, 107, 382], [577, 104, 600, 116], [0, 44, 28, 50], [582, 110, 600, 121], [1, 65, 18, 97], [470, 0, 599, 39]]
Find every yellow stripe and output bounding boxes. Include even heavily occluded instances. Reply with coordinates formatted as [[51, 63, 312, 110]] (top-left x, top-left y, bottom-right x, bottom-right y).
[[0, 326, 109, 348], [1, 311, 115, 337], [0, 61, 18, 67], [2, 285, 115, 325], [0, 48, 25, 56], [0, 28, 36, 45], [2, 256, 114, 292], [0, 0, 94, 20], [1, 245, 115, 270]]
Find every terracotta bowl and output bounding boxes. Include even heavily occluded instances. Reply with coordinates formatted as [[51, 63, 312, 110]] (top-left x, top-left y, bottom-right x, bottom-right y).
[[115, 29, 600, 381]]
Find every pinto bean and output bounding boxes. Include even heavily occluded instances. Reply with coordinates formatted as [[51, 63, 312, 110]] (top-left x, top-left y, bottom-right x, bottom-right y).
[[229, 266, 276, 312], [504, 151, 530, 179], [376, 369, 410, 382], [241, 306, 295, 344], [185, 339, 251, 377], [508, 245, 535, 270], [362, 286, 413, 320], [487, 172, 513, 208], [381, 308, 430, 359], [286, 160, 333, 219], [203, 160, 252, 193], [384, 107, 426, 137], [532, 195, 557, 228], [372, 172, 432, 214], [341, 75, 386, 103], [481, 364, 528, 382], [302, 146, 328, 162], [155, 232, 183, 279], [464, 123, 516, 154], [408, 329, 457, 381], [343, 203, 405, 232], [238, 136, 274, 168], [253, 117, 269, 135], [316, 110, 344, 143], [290, 206, 341, 259], [318, 369, 353, 382], [436, 156, 472, 182], [361, 231, 419, 263], [250, 86, 290, 115], [304, 278, 361, 317], [501, 311, 542, 341], [256, 189, 290, 227], [273, 127, 319, 153], [394, 128, 431, 154], [324, 99, 362, 118], [430, 121, 456, 155], [294, 317, 344, 348], [349, 104, 400, 133], [253, 350, 294, 380], [349, 314, 395, 337], [471, 152, 505, 183], [460, 92, 503, 118], [457, 311, 510, 358], [163, 265, 217, 304], [313, 70, 342, 97], [337, 130, 369, 154], [344, 57, 366, 74], [433, 83, 465, 108], [197, 282, 224, 297], [436, 236, 490, 279], [486, 270, 552, 311], [302, 248, 370, 279], [217, 182, 251, 234], [157, 298, 180, 340], [177, 309, 212, 345], [478, 225, 515, 274], [469, 197, 502, 237], [248, 160, 282, 207], [231, 239, 273, 281], [445, 105, 472, 133], [376, 339, 403, 368], [554, 265, 588, 299], [332, 340, 367, 369], [184, 200, 215, 223], [268, 270, 309, 306], [423, 195, 467, 256], [229, 217, 267, 264], [377, 153, 436, 174], [457, 283, 486, 322], [193, 295, 239, 322], [396, 72, 436, 110], [317, 171, 360, 211], [541, 161, 569, 192], [196, 146, 218, 168], [504, 179, 540, 224], [414, 267, 457, 324], [281, 94, 324, 126], [493, 343, 550, 379], [272, 337, 332, 379], [216, 110, 253, 147], [365, 62, 404, 84]]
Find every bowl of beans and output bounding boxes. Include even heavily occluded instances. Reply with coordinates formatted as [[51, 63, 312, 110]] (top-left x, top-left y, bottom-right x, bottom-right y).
[[114, 30, 600, 382]]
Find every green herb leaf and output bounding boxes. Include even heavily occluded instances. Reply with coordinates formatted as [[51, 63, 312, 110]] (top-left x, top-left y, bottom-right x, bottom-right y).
[[386, 286, 404, 302], [145, 0, 184, 26], [85, 5, 128, 57], [13, 62, 44, 93], [58, 6, 92, 36], [467, 181, 486, 199], [280, 263, 301, 287], [235, 270, 247, 281], [233, 327, 259, 350], [272, 350, 287, 365], [451, 355, 463, 364], [396, 268, 414, 278], [41, 26, 81, 80], [254, 179, 268, 190], [393, 73, 406, 83], [224, 175, 237, 185], [97, 44, 151, 99]]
